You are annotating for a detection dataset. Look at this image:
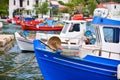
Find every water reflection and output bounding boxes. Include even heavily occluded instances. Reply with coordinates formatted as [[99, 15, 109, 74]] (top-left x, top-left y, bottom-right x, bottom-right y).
[[0, 24, 44, 80]]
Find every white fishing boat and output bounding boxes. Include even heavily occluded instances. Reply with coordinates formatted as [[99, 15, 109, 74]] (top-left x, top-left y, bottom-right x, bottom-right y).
[[15, 18, 94, 52], [14, 31, 34, 51], [36, 19, 94, 50]]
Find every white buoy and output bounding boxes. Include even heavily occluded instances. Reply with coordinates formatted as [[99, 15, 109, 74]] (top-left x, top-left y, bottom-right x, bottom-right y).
[[0, 22, 3, 30], [117, 64, 120, 79], [12, 20, 16, 25], [36, 25, 39, 28]]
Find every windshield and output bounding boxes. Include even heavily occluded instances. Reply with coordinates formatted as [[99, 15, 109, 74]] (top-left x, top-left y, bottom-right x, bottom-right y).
[[61, 22, 70, 34], [103, 27, 120, 43], [69, 23, 80, 32]]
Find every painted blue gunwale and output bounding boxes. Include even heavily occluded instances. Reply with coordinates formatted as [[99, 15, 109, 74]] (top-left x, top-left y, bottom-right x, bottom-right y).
[[92, 16, 120, 27], [34, 40, 120, 80]]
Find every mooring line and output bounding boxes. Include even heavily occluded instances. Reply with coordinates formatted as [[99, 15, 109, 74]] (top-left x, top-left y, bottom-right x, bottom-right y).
[[0, 55, 35, 76]]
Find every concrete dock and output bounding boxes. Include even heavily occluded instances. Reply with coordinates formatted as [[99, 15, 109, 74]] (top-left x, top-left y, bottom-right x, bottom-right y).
[[0, 34, 14, 52]]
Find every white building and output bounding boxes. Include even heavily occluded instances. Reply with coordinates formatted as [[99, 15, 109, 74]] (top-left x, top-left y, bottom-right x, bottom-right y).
[[9, 0, 51, 18], [9, 0, 68, 18], [102, 2, 120, 20]]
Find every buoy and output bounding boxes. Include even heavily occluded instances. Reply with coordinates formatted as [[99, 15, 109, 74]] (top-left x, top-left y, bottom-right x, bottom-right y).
[[0, 22, 3, 30], [12, 20, 16, 25]]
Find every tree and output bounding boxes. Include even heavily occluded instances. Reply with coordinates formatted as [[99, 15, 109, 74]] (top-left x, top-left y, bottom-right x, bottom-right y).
[[35, 2, 49, 18], [52, 8, 59, 15], [0, 0, 9, 17], [84, 0, 97, 15], [59, 0, 97, 17]]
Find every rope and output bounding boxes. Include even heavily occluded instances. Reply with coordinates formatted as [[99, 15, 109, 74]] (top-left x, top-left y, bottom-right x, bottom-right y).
[[0, 55, 35, 76]]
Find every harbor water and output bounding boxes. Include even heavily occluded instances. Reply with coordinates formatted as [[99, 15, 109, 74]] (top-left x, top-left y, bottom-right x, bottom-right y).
[[0, 24, 44, 80]]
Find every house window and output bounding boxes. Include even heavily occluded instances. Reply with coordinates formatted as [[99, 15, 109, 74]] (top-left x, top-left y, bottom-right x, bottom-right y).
[[20, 0, 23, 7], [36, 0, 38, 5], [14, 0, 16, 5], [27, 0, 29, 6], [114, 5, 116, 9]]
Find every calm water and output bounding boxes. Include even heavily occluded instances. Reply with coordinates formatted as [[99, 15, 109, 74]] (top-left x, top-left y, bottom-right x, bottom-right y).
[[0, 24, 44, 80]]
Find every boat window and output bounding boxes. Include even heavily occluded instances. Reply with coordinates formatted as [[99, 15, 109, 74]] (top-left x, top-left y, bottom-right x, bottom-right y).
[[69, 23, 80, 32], [103, 27, 119, 43], [86, 21, 95, 33], [62, 23, 69, 34]]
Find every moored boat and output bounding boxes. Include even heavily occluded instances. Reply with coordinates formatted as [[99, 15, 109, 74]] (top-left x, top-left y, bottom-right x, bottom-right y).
[[33, 3, 120, 80], [33, 16, 120, 80], [15, 19, 94, 51], [21, 18, 63, 31], [21, 24, 63, 31], [14, 31, 35, 52]]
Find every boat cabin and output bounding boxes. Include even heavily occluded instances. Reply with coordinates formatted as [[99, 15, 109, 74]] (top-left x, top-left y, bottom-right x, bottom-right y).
[[93, 16, 120, 60], [36, 20, 94, 45], [81, 16, 120, 60], [36, 19, 94, 50], [60, 20, 87, 38], [79, 6, 120, 60]]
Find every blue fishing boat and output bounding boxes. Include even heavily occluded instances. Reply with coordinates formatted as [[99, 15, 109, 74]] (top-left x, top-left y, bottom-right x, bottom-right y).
[[34, 5, 120, 79], [34, 15, 120, 80]]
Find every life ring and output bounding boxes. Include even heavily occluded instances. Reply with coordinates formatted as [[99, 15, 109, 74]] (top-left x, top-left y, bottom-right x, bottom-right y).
[[85, 30, 92, 37], [84, 30, 96, 44], [90, 38, 96, 44]]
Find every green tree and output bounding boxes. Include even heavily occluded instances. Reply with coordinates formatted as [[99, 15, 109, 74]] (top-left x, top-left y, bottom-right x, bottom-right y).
[[35, 2, 49, 18], [59, 0, 97, 16], [84, 0, 97, 15], [0, 0, 9, 17], [52, 8, 59, 15]]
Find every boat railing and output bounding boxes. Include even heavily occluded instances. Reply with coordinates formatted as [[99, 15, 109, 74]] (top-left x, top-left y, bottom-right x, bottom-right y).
[[81, 45, 120, 59]]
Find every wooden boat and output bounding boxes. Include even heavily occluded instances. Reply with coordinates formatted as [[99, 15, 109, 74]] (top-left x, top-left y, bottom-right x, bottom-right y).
[[21, 18, 63, 31], [33, 16, 120, 80], [33, 5, 120, 79], [21, 24, 63, 31], [14, 31, 34, 52], [36, 19, 94, 50], [15, 19, 93, 52]]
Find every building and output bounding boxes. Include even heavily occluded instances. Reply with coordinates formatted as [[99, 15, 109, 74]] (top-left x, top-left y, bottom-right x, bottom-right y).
[[97, 1, 120, 20], [9, 0, 68, 18]]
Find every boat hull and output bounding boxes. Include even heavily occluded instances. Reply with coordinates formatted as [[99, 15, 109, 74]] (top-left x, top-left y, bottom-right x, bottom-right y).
[[34, 40, 119, 80], [15, 32, 34, 51], [21, 24, 63, 31]]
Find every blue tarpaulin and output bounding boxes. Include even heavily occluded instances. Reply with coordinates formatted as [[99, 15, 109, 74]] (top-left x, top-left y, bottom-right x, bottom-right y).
[[23, 17, 34, 21], [46, 19, 54, 26]]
